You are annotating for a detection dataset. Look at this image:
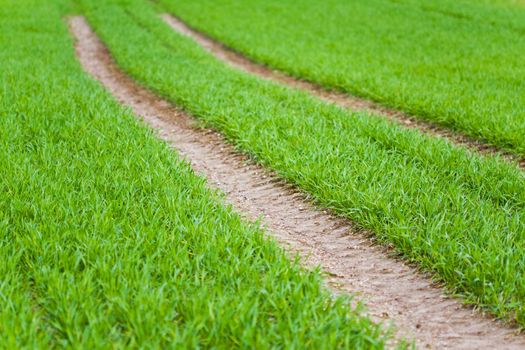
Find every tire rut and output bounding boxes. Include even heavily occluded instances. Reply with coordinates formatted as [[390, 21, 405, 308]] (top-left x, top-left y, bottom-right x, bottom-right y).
[[69, 16, 525, 349], [161, 14, 525, 169]]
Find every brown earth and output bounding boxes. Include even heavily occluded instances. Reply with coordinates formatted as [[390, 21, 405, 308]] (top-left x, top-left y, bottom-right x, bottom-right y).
[[69, 16, 525, 349], [161, 14, 525, 170]]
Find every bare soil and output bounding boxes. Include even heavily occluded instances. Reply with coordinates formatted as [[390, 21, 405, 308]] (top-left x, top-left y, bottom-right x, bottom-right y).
[[69, 16, 525, 349], [161, 14, 525, 169]]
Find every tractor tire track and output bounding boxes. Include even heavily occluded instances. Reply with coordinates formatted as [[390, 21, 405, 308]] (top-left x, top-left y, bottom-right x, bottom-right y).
[[161, 13, 525, 169], [69, 16, 525, 349]]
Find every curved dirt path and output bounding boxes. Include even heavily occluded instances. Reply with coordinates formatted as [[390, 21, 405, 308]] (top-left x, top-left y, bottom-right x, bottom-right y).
[[161, 14, 525, 169], [69, 16, 525, 349]]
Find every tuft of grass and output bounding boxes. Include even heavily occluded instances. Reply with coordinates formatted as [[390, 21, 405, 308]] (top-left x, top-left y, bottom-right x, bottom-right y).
[[160, 0, 525, 156], [0, 0, 392, 348], [79, 0, 525, 326]]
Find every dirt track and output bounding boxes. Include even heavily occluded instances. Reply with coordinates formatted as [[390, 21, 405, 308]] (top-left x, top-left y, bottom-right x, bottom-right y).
[[69, 16, 525, 349], [161, 14, 525, 169]]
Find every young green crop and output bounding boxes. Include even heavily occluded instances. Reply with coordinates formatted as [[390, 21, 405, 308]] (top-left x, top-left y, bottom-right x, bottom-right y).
[[79, 0, 525, 326], [0, 1, 392, 348], [160, 0, 525, 156]]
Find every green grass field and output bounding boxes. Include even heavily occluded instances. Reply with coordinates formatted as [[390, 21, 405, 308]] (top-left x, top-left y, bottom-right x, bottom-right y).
[[161, 0, 525, 156], [0, 1, 394, 347], [78, 0, 525, 326], [5, 0, 525, 347]]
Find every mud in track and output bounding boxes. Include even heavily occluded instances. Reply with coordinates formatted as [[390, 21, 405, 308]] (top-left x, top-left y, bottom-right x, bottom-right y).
[[69, 16, 525, 349], [161, 14, 525, 169]]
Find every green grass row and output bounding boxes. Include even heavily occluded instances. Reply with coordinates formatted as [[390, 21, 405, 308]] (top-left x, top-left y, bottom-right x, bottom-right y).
[[160, 0, 525, 156], [0, 0, 392, 348], [80, 0, 525, 326]]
